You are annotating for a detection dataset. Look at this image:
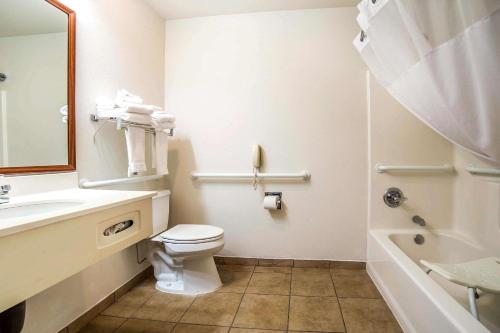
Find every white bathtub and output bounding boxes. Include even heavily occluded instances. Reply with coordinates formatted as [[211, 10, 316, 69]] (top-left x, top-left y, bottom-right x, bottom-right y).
[[368, 230, 500, 333]]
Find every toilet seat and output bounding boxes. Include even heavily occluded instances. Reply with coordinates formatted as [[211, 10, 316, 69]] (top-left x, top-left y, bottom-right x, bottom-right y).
[[156, 224, 224, 244], [162, 236, 223, 244]]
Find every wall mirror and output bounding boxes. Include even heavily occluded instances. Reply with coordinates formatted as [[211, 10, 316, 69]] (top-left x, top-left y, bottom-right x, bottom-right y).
[[0, 0, 75, 174]]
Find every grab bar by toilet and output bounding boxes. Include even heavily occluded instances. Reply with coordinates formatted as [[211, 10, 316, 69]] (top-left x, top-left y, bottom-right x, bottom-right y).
[[191, 171, 311, 181]]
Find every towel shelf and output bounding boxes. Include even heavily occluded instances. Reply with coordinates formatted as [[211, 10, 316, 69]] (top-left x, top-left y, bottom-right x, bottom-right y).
[[90, 114, 174, 136], [80, 174, 166, 189], [465, 166, 500, 177], [375, 164, 454, 174], [191, 171, 311, 182]]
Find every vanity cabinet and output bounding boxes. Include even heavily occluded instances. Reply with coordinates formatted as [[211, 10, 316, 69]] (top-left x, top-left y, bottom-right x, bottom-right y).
[[0, 195, 153, 313]]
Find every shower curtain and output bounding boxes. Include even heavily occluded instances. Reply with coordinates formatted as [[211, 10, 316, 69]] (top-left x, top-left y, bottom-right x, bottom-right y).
[[353, 0, 500, 163]]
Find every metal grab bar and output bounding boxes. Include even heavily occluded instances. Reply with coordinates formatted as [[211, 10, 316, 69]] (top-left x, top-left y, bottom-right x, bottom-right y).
[[465, 166, 500, 177], [79, 174, 166, 189], [191, 171, 311, 181], [375, 164, 454, 174]]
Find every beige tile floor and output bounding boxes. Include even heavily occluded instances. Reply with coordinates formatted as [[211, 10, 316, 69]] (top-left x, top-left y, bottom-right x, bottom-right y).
[[79, 263, 402, 333]]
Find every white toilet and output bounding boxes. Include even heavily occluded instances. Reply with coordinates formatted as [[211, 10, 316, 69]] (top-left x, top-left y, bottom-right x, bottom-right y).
[[147, 190, 225, 295]]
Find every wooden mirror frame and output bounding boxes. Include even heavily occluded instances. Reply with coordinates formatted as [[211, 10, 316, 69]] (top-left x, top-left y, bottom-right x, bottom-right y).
[[0, 0, 76, 174]]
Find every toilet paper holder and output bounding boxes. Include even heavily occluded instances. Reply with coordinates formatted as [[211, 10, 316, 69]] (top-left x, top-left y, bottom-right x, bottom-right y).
[[265, 192, 282, 210]]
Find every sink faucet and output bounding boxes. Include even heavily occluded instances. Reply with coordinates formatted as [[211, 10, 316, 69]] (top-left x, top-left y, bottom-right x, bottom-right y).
[[412, 215, 426, 226], [0, 175, 11, 204]]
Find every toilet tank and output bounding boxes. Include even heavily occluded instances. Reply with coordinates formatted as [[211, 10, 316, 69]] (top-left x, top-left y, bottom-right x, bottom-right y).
[[151, 190, 171, 237]]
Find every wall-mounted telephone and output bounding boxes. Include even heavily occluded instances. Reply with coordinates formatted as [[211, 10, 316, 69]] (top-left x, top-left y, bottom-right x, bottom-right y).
[[252, 144, 262, 169], [252, 144, 262, 189]]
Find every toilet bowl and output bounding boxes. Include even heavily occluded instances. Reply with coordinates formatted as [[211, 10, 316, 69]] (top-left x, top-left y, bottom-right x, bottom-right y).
[[147, 190, 224, 295]]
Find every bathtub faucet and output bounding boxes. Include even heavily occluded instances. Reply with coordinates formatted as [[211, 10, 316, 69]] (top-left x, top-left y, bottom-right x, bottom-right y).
[[412, 215, 426, 226]]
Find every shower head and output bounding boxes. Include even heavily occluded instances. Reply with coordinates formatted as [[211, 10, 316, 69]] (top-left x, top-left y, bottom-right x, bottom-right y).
[[0, 73, 6, 82]]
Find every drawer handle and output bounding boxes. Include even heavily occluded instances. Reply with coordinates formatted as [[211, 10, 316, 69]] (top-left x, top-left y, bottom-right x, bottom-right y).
[[103, 220, 134, 236]]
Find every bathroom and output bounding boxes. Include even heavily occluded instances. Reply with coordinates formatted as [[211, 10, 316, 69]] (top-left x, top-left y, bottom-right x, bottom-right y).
[[0, 0, 499, 332]]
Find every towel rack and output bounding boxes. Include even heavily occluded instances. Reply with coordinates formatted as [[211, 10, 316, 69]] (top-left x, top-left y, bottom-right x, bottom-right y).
[[465, 166, 500, 177], [90, 114, 174, 136], [80, 174, 166, 189], [191, 171, 311, 181], [375, 164, 454, 174]]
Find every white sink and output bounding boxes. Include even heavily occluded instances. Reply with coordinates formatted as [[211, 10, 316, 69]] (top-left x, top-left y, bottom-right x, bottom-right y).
[[0, 200, 84, 219]]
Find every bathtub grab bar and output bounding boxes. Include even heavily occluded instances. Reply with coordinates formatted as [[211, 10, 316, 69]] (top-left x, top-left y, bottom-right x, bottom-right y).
[[79, 174, 166, 189], [375, 164, 454, 174], [465, 166, 500, 177]]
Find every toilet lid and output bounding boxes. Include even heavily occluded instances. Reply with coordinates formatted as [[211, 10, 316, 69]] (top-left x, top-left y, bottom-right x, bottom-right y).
[[160, 224, 224, 242]]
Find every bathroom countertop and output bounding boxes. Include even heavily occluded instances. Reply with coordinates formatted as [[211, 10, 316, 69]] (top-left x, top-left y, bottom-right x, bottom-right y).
[[0, 188, 157, 237]]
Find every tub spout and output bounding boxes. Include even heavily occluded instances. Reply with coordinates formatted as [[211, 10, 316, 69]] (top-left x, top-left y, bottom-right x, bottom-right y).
[[412, 215, 426, 226]]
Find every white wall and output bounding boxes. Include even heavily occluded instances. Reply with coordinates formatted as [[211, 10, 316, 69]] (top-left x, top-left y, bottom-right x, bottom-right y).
[[452, 147, 500, 255], [18, 1, 165, 332], [0, 32, 67, 167], [165, 8, 368, 260], [68, 0, 165, 184]]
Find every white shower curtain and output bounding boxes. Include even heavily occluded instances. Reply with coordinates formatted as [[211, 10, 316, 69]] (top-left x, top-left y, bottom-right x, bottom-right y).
[[354, 0, 500, 163]]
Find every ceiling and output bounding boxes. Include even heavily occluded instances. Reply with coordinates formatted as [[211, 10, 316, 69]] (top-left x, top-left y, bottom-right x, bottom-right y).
[[0, 0, 68, 38], [143, 0, 359, 20]]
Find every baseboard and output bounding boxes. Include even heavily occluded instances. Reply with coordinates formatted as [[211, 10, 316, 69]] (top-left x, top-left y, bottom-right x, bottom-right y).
[[214, 256, 366, 269]]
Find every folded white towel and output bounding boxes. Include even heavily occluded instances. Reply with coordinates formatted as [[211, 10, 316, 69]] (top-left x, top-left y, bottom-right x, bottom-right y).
[[125, 104, 157, 115], [120, 113, 152, 125], [125, 127, 147, 176], [116, 89, 143, 107], [96, 105, 117, 112], [96, 97, 117, 109], [153, 120, 175, 129], [151, 112, 176, 123], [153, 131, 169, 175], [96, 108, 127, 119]]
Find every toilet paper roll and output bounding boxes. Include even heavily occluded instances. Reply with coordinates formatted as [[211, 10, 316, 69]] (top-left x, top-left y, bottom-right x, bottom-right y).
[[263, 195, 280, 210]]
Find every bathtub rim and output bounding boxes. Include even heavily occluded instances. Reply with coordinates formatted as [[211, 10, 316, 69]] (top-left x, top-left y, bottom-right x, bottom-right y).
[[386, 228, 484, 252], [368, 229, 490, 333]]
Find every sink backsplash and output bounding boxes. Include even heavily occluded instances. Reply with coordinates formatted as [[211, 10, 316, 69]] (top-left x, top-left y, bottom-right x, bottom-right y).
[[5, 172, 78, 196]]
